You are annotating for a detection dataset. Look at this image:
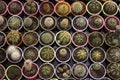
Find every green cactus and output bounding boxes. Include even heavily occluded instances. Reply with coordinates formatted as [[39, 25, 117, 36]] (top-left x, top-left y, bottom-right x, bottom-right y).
[[93, 63, 101, 70], [0, 1, 6, 14], [75, 17, 86, 29], [41, 64, 52, 76], [40, 46, 54, 61], [57, 31, 71, 46], [59, 48, 67, 57], [72, 2, 83, 14], [60, 18, 69, 29], [40, 32, 53, 44], [24, 17, 33, 27], [9, 16, 21, 29], [0, 16, 4, 26], [76, 48, 87, 60]]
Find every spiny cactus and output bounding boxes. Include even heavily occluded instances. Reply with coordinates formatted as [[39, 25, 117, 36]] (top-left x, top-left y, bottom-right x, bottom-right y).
[[24, 59, 33, 71], [92, 50, 102, 61], [44, 17, 54, 28], [76, 48, 87, 60], [0, 1, 6, 14], [72, 2, 83, 14], [59, 48, 67, 57], [60, 18, 69, 29], [93, 63, 101, 70], [43, 3, 51, 13], [0, 16, 4, 26], [24, 17, 33, 27], [41, 64, 52, 76], [75, 17, 86, 28]]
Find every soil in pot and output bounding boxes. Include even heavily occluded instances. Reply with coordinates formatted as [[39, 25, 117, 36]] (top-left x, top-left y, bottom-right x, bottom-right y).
[[73, 47, 88, 62], [89, 63, 106, 79], [24, 16, 39, 31], [72, 32, 87, 47], [57, 17, 71, 30], [56, 47, 71, 62], [106, 47, 120, 63], [56, 63, 71, 79], [8, 16, 23, 30], [40, 31, 54, 45], [107, 63, 120, 79], [23, 31, 39, 46], [6, 30, 22, 46], [6, 65, 22, 80], [40, 15, 56, 31], [8, 1, 22, 15], [88, 15, 104, 30], [73, 16, 87, 31], [73, 63, 88, 79], [0, 32, 6, 47], [24, 46, 38, 62], [105, 16, 119, 31], [89, 32, 104, 47], [103, 1, 118, 15], [105, 32, 119, 47], [0, 1, 6, 15], [0, 65, 5, 79], [56, 31, 71, 47], [24, 0, 38, 15], [0, 48, 6, 63], [90, 47, 105, 63], [87, 0, 102, 14], [71, 1, 86, 15], [0, 16, 7, 31], [39, 46, 55, 62], [39, 1, 54, 15], [55, 1, 71, 16], [39, 63, 54, 79]]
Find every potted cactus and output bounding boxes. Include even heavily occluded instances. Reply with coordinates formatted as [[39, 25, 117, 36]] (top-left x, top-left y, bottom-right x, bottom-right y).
[[39, 31, 55, 45], [57, 16, 71, 30], [39, 63, 54, 79], [86, 0, 102, 15], [6, 30, 22, 46], [56, 31, 71, 47], [71, 1, 86, 16], [24, 0, 39, 15], [88, 15, 104, 31], [39, 45, 55, 62], [89, 63, 106, 79], [0, 48, 6, 63], [107, 63, 120, 79], [54, 1, 71, 16], [72, 47, 88, 62], [0, 16, 7, 31], [0, 31, 6, 47], [55, 63, 71, 79], [40, 15, 56, 31], [89, 31, 104, 47], [24, 46, 38, 62], [72, 63, 88, 79], [106, 47, 120, 63], [24, 16, 39, 31], [8, 16, 23, 30], [8, 0, 23, 15], [105, 16, 119, 32], [72, 32, 88, 47], [6, 45, 23, 63], [72, 15, 88, 32], [103, 1, 118, 16], [39, 1, 54, 15], [0, 1, 7, 15], [0, 64, 5, 80], [22, 60, 39, 80], [22, 31, 39, 46], [5, 65, 22, 80], [90, 47, 106, 63], [56, 47, 71, 62], [105, 32, 119, 47]]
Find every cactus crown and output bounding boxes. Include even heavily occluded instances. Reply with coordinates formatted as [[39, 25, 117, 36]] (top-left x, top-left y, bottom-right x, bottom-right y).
[[93, 63, 101, 70], [44, 17, 54, 28], [75, 17, 86, 28], [92, 49, 102, 60], [41, 64, 52, 76], [0, 16, 4, 26], [59, 48, 67, 56], [72, 2, 83, 14], [76, 48, 87, 60], [24, 59, 33, 71], [60, 18, 69, 28], [24, 17, 33, 27]]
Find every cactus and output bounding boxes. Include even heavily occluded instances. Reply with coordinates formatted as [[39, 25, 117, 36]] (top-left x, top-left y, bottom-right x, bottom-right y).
[[24, 59, 33, 71], [91, 50, 102, 61], [24, 17, 33, 27], [44, 17, 54, 28], [59, 48, 67, 57], [74, 64, 86, 77], [9, 16, 21, 29], [76, 48, 87, 60], [40, 46, 54, 61], [43, 3, 51, 13], [0, 16, 4, 26], [72, 2, 83, 14], [41, 64, 52, 76], [0, 1, 6, 14], [7, 31, 21, 45], [75, 17, 86, 29], [57, 31, 71, 46], [93, 63, 101, 70], [60, 18, 69, 29], [41, 32, 53, 44]]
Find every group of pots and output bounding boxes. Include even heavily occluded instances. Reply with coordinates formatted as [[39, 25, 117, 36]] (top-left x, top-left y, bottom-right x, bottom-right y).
[[0, 0, 119, 16]]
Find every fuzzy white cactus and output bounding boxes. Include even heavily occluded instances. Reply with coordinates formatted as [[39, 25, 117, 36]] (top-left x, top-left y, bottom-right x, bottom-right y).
[[24, 59, 33, 71], [44, 17, 54, 27]]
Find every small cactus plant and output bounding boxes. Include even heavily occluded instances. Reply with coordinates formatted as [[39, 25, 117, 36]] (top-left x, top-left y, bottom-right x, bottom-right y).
[[24, 17, 33, 27], [43, 3, 51, 13], [60, 18, 69, 29], [44, 17, 54, 28], [0, 1, 6, 14], [24, 59, 33, 71], [59, 48, 67, 57], [39, 46, 55, 62], [93, 63, 101, 70], [0, 16, 4, 26], [56, 31, 71, 46]]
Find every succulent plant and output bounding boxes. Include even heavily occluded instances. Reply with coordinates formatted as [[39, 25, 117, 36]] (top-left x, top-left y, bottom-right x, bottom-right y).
[[44, 17, 54, 28], [43, 3, 51, 13], [56, 31, 71, 46], [0, 16, 4, 26], [60, 18, 69, 29], [24, 59, 33, 71], [24, 17, 33, 27], [40, 46, 54, 62], [59, 48, 67, 57], [93, 63, 101, 70], [0, 1, 6, 14]]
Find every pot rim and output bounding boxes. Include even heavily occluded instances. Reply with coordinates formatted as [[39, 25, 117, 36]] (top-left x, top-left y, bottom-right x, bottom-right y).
[[38, 45, 56, 62], [0, 31, 6, 48], [55, 30, 71, 47], [72, 15, 88, 32], [0, 1, 8, 16], [72, 31, 88, 47], [0, 64, 5, 80], [8, 0, 23, 16]]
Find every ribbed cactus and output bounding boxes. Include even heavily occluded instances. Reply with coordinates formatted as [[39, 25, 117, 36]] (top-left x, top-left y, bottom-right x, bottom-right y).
[[72, 2, 83, 14], [0, 16, 4, 26], [92, 50, 102, 61], [24, 17, 33, 27], [41, 64, 52, 76], [76, 48, 87, 60], [75, 17, 86, 28], [24, 59, 33, 71]]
